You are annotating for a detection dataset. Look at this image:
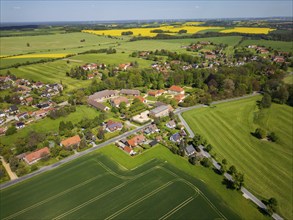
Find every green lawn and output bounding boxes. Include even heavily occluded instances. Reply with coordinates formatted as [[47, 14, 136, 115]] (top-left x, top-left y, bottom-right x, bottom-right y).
[[0, 144, 266, 220], [182, 96, 293, 219], [240, 39, 293, 52], [0, 105, 99, 146]]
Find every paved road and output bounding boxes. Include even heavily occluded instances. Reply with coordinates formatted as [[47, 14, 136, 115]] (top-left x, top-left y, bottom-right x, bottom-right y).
[[0, 122, 152, 190], [0, 93, 260, 190]]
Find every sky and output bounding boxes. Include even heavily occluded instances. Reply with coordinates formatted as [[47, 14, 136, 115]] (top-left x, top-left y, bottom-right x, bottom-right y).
[[0, 0, 292, 23]]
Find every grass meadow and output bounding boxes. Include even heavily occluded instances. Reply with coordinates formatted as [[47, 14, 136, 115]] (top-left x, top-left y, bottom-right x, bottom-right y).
[[117, 36, 242, 53], [182, 96, 293, 219], [0, 145, 267, 220], [0, 32, 124, 56]]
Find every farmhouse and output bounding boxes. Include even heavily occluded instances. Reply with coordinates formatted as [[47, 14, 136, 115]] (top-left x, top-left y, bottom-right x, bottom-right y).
[[110, 97, 130, 108], [60, 135, 81, 149], [127, 134, 146, 147], [120, 89, 140, 96], [24, 147, 50, 165], [149, 105, 173, 118], [88, 90, 119, 102], [87, 99, 109, 111], [168, 85, 185, 95], [105, 120, 123, 132]]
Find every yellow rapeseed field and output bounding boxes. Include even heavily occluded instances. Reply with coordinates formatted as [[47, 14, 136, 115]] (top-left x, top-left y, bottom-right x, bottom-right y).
[[2, 53, 70, 59], [82, 25, 224, 37], [220, 27, 275, 34]]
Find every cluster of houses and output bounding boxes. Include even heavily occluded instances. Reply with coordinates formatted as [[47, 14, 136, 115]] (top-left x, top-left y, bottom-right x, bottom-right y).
[[87, 85, 185, 114], [0, 76, 65, 134]]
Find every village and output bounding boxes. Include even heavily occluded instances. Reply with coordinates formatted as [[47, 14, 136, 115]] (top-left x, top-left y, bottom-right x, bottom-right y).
[[0, 40, 291, 177], [0, 71, 199, 173]]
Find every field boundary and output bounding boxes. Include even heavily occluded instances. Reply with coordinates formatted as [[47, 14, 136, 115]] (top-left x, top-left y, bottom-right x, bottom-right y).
[[3, 173, 109, 220]]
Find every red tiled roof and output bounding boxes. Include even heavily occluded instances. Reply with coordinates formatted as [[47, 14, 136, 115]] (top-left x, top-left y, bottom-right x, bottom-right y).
[[124, 146, 132, 154], [24, 147, 50, 164], [61, 135, 81, 148], [135, 96, 145, 103], [169, 85, 184, 92], [127, 134, 145, 147], [174, 94, 185, 102]]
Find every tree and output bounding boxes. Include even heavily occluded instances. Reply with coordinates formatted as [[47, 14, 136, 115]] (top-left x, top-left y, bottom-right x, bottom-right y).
[[5, 126, 17, 136], [26, 43, 30, 47], [233, 172, 244, 190], [267, 197, 278, 214], [79, 138, 87, 150], [260, 93, 272, 108], [268, 132, 278, 142], [205, 144, 212, 152], [254, 128, 267, 139], [189, 156, 197, 165], [9, 157, 19, 172], [97, 128, 105, 140], [228, 165, 237, 175], [201, 158, 212, 167]]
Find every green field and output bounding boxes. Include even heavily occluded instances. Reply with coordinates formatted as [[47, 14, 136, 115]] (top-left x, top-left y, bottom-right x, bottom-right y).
[[0, 144, 267, 220], [240, 39, 293, 52], [182, 96, 293, 219], [117, 36, 242, 53], [0, 32, 124, 56], [0, 105, 100, 146]]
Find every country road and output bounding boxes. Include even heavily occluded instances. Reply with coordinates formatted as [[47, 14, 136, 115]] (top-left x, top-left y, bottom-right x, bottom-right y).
[[0, 93, 260, 190]]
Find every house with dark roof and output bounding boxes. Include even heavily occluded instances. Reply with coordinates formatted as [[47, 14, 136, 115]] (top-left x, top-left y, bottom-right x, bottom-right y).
[[88, 90, 119, 102], [105, 120, 123, 132], [170, 133, 181, 143], [185, 145, 195, 156], [149, 140, 158, 147], [16, 122, 25, 129], [149, 105, 173, 118], [9, 105, 19, 115], [87, 99, 109, 111], [120, 89, 140, 96], [144, 124, 159, 135]]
